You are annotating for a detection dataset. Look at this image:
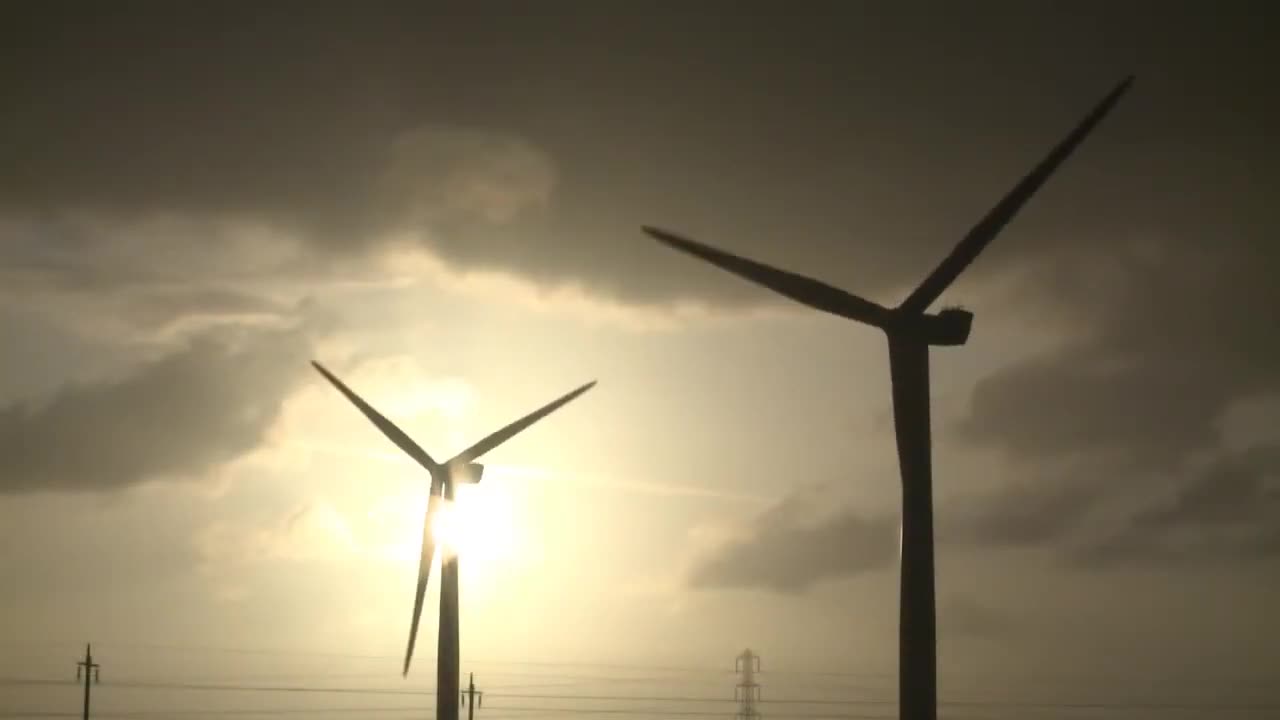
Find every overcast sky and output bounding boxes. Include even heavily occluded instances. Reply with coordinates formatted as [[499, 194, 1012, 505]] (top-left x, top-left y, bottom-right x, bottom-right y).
[[2, 3, 1278, 720]]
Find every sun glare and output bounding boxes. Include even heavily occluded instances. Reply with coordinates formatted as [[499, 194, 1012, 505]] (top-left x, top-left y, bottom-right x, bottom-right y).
[[427, 486, 518, 568], [431, 498, 461, 551]]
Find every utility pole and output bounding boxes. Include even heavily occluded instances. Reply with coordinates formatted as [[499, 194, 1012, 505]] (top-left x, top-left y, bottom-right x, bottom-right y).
[[75, 644, 100, 720], [460, 672, 483, 720], [735, 649, 761, 720]]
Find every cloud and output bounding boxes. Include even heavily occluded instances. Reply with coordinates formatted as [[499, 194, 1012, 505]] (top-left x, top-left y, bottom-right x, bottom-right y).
[[943, 474, 1102, 549], [1070, 445, 1280, 569], [4, 6, 1272, 382], [0, 324, 313, 493], [687, 440, 1280, 593], [686, 474, 1105, 595], [958, 237, 1280, 466], [2, 10, 558, 289], [687, 486, 898, 593], [0, 213, 344, 353], [945, 224, 1280, 572], [12, 3, 1262, 313]]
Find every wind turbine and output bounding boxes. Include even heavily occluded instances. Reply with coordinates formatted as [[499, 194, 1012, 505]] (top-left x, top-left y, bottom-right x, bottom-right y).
[[643, 77, 1134, 720], [311, 361, 595, 720]]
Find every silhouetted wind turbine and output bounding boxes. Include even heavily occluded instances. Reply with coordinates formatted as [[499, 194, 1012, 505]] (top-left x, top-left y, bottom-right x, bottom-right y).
[[311, 361, 595, 720], [643, 77, 1134, 720]]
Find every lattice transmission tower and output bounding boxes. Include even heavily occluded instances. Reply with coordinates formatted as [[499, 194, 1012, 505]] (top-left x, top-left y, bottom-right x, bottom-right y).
[[735, 648, 761, 720]]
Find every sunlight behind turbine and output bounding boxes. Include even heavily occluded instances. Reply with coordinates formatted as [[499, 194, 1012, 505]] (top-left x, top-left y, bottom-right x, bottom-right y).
[[427, 487, 518, 565], [373, 485, 520, 578], [430, 497, 461, 554]]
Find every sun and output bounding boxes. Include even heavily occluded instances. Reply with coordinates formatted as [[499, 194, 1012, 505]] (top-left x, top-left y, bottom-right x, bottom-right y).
[[430, 498, 462, 552], [372, 483, 522, 582], [428, 486, 517, 567]]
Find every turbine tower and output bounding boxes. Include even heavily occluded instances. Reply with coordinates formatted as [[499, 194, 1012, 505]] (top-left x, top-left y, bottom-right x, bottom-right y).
[[312, 361, 596, 720], [644, 77, 1134, 720]]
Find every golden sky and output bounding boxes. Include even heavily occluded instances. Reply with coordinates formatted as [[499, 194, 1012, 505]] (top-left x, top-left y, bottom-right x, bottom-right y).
[[2, 4, 1279, 720]]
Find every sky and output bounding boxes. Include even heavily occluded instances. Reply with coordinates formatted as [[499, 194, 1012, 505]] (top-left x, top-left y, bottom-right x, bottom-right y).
[[1, 2, 1278, 719]]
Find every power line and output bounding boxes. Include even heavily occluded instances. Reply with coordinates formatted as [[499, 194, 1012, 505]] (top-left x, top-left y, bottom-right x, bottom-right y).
[[32, 640, 1276, 692], [478, 693, 1280, 712], [17, 641, 822, 682], [5, 675, 1277, 712], [0, 709, 898, 719], [0, 677, 72, 687], [2, 669, 719, 688], [81, 642, 393, 662], [97, 680, 437, 696], [80, 643, 737, 675], [469, 708, 895, 719]]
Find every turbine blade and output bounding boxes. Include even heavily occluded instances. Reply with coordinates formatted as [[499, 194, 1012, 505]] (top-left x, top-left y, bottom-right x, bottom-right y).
[[311, 361, 439, 472], [446, 381, 597, 466], [898, 75, 1135, 315], [643, 226, 892, 326], [403, 494, 442, 676]]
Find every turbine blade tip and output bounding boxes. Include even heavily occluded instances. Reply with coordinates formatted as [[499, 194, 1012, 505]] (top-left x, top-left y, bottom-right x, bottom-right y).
[[642, 225, 679, 243]]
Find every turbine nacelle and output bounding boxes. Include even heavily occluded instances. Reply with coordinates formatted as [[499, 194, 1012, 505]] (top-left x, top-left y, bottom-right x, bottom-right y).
[[895, 306, 974, 347], [450, 462, 485, 485], [429, 461, 486, 496]]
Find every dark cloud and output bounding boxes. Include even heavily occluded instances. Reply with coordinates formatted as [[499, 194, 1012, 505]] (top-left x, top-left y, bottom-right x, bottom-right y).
[[1071, 446, 1280, 569], [3, 3, 1274, 309], [940, 443, 1280, 571], [0, 325, 312, 493], [688, 442, 1279, 592], [687, 478, 1102, 594], [3, 5, 550, 292], [942, 475, 1102, 549], [958, 240, 1280, 467], [0, 211, 345, 350], [688, 488, 898, 593], [951, 237, 1280, 569], [1134, 447, 1280, 531]]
